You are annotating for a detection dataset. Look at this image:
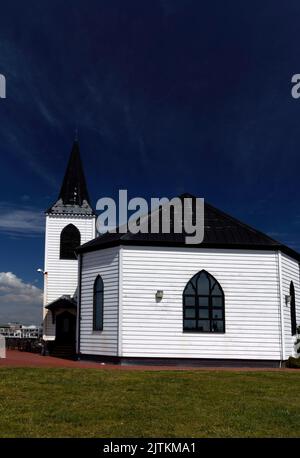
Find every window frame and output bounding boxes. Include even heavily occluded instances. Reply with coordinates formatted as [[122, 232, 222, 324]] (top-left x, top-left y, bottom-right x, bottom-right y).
[[183, 270, 225, 333], [59, 224, 81, 260], [93, 275, 104, 332]]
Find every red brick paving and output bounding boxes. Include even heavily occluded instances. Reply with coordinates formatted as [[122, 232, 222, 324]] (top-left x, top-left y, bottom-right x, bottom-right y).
[[0, 350, 299, 372], [0, 350, 103, 369]]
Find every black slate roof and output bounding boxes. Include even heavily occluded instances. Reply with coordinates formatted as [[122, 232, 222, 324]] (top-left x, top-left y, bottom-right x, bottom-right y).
[[45, 295, 77, 311], [47, 140, 94, 215], [77, 194, 300, 261]]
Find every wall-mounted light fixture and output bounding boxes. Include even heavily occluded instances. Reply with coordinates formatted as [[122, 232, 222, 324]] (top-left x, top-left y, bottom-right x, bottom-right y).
[[37, 268, 48, 275], [155, 290, 163, 302], [285, 295, 291, 306]]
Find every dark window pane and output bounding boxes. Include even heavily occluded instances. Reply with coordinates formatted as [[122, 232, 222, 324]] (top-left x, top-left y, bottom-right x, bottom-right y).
[[197, 320, 210, 332], [94, 294, 103, 330], [212, 296, 223, 308], [184, 296, 196, 306], [184, 282, 195, 294], [94, 300, 103, 330], [60, 224, 81, 260], [184, 319, 196, 329], [212, 309, 223, 320], [93, 275, 104, 331], [94, 276, 103, 293], [191, 277, 197, 290], [183, 270, 225, 334], [290, 282, 297, 336], [199, 308, 209, 319], [198, 296, 209, 307], [212, 321, 224, 332], [185, 308, 196, 319], [197, 273, 210, 295], [212, 282, 222, 295]]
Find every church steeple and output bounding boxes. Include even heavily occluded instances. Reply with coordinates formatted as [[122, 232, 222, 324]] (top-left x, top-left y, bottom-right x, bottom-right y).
[[58, 140, 91, 206], [43, 138, 96, 340], [47, 140, 94, 215]]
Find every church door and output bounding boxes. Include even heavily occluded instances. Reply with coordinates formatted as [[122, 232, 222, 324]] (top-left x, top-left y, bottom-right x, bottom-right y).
[[56, 311, 76, 344]]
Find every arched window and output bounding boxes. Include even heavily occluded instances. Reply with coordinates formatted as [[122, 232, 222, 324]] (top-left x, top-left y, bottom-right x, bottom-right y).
[[290, 281, 297, 336], [93, 275, 104, 331], [183, 270, 225, 333], [60, 224, 80, 260]]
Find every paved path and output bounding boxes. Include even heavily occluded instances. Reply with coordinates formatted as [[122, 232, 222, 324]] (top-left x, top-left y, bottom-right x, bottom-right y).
[[0, 350, 104, 369], [0, 350, 299, 372]]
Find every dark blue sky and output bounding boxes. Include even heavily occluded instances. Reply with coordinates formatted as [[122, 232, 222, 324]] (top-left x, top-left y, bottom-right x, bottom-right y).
[[0, 0, 300, 323]]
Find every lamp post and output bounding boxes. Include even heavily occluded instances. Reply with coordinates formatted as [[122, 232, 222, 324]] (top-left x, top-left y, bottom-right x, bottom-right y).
[[36, 268, 49, 355]]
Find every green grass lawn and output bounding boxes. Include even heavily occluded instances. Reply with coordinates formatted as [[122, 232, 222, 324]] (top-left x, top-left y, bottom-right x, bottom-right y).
[[0, 367, 299, 437]]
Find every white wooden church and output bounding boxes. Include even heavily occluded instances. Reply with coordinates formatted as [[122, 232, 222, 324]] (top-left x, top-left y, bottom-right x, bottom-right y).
[[43, 141, 300, 367]]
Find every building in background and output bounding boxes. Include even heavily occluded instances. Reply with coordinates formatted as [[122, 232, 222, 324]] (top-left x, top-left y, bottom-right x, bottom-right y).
[[0, 323, 42, 339]]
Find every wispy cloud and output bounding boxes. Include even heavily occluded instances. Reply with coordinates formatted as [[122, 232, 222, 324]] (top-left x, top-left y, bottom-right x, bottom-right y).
[[0, 272, 42, 325], [123, 102, 152, 170], [0, 40, 61, 189], [0, 202, 44, 237], [20, 194, 30, 202], [3, 131, 58, 189]]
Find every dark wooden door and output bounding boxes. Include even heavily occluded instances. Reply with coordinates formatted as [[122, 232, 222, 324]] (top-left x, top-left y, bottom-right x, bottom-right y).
[[56, 311, 76, 344]]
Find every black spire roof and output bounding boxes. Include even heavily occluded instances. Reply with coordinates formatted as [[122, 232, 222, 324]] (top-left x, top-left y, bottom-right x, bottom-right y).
[[77, 194, 300, 261], [47, 141, 94, 215]]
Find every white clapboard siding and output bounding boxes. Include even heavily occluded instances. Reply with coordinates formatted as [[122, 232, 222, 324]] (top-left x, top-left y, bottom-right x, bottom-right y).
[[120, 246, 282, 360], [281, 253, 300, 357], [43, 214, 95, 339], [79, 246, 119, 356]]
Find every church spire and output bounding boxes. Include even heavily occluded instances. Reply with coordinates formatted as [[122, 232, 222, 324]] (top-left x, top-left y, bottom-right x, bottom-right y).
[[58, 140, 91, 206], [47, 140, 94, 215]]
